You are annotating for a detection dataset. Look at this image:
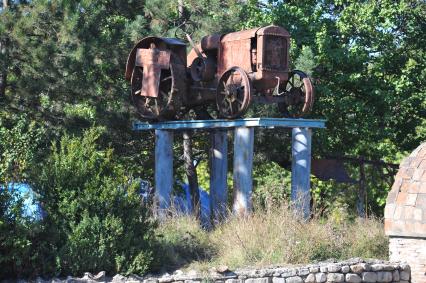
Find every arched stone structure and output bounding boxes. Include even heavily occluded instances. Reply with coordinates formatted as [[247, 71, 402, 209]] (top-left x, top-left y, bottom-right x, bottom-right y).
[[385, 143, 426, 283]]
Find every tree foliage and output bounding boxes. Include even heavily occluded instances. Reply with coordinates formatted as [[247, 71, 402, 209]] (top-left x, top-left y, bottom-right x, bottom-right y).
[[0, 0, 425, 277]]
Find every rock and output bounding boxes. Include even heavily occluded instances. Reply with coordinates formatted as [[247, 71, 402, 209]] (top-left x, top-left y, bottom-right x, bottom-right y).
[[112, 275, 127, 282], [350, 264, 370, 274], [93, 271, 106, 281], [326, 273, 344, 283], [285, 276, 303, 283], [245, 278, 270, 283], [400, 264, 410, 273], [400, 271, 410, 281], [376, 272, 392, 282], [371, 264, 394, 272], [327, 264, 341, 273], [272, 277, 285, 283], [392, 270, 399, 282], [281, 270, 297, 278], [362, 272, 378, 283], [309, 267, 319, 273], [341, 266, 350, 273], [273, 269, 289, 277], [217, 266, 230, 273], [225, 280, 242, 283], [158, 277, 174, 283], [298, 269, 310, 276], [345, 273, 361, 283], [304, 274, 315, 283], [315, 273, 326, 283], [174, 270, 184, 276], [319, 266, 327, 273], [83, 272, 93, 280]]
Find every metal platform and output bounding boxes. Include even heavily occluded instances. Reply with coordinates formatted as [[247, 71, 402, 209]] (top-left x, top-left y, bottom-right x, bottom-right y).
[[133, 117, 326, 131]]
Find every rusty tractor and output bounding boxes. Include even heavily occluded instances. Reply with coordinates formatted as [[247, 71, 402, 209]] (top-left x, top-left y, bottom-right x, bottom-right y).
[[125, 25, 314, 121]]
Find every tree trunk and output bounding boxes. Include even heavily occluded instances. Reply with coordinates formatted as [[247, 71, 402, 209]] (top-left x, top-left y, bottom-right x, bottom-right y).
[[183, 130, 200, 219], [357, 161, 366, 218], [178, 0, 184, 19], [2, 0, 7, 9]]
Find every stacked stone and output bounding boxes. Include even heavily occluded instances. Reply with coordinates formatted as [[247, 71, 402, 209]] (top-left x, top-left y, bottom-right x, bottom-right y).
[[384, 142, 426, 283], [221, 260, 410, 283], [20, 258, 411, 283], [22, 259, 410, 283], [384, 142, 426, 237]]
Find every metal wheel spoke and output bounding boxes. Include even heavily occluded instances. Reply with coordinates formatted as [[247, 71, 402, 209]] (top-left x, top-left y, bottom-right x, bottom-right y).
[[154, 99, 160, 115], [229, 100, 234, 114], [161, 76, 172, 82]]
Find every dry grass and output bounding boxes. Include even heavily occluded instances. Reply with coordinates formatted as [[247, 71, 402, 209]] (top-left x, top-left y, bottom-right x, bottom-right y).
[[153, 204, 388, 272]]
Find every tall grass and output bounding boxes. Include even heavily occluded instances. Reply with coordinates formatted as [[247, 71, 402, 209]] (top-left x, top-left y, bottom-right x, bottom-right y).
[[154, 204, 388, 272]]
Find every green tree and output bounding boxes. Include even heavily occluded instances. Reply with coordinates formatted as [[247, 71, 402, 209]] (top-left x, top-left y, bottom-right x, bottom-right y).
[[32, 128, 155, 275]]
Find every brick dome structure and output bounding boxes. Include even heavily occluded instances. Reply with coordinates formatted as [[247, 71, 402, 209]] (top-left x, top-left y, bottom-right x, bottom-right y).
[[385, 142, 426, 283]]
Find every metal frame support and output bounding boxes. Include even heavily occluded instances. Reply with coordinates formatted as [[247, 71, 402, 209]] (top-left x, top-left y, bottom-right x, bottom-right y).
[[291, 127, 312, 220], [155, 129, 174, 217], [233, 127, 255, 217], [209, 130, 228, 223], [144, 119, 325, 221]]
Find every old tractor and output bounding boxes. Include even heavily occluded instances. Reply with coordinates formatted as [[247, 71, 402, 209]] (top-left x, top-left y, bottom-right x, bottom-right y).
[[125, 25, 314, 121]]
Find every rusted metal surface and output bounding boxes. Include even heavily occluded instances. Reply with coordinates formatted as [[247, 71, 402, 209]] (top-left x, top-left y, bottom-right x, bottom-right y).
[[126, 25, 315, 121], [201, 34, 221, 51], [136, 46, 171, 98], [216, 67, 252, 119]]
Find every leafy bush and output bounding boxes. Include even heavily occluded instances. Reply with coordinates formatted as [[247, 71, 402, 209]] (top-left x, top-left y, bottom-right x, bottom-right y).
[[32, 128, 155, 276], [0, 188, 35, 278]]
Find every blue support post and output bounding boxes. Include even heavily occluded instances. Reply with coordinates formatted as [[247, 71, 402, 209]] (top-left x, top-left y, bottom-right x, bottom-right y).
[[233, 127, 254, 217], [209, 130, 228, 223], [155, 129, 174, 217], [291, 127, 312, 219]]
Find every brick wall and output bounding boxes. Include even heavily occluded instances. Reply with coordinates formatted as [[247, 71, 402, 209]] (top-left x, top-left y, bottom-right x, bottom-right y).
[[389, 237, 426, 283]]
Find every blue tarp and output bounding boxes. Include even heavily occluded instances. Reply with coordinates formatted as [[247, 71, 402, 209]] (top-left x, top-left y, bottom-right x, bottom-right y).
[[173, 183, 211, 226]]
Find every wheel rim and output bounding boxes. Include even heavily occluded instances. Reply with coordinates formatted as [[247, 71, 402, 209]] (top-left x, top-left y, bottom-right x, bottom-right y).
[[216, 67, 251, 119], [130, 66, 176, 121], [279, 70, 314, 118]]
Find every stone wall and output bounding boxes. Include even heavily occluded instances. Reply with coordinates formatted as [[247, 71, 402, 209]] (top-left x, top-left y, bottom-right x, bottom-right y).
[[389, 237, 425, 283], [51, 259, 410, 283]]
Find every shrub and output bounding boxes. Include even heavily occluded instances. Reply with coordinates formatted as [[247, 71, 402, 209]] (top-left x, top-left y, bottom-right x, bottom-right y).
[[32, 128, 155, 276], [0, 188, 35, 278]]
